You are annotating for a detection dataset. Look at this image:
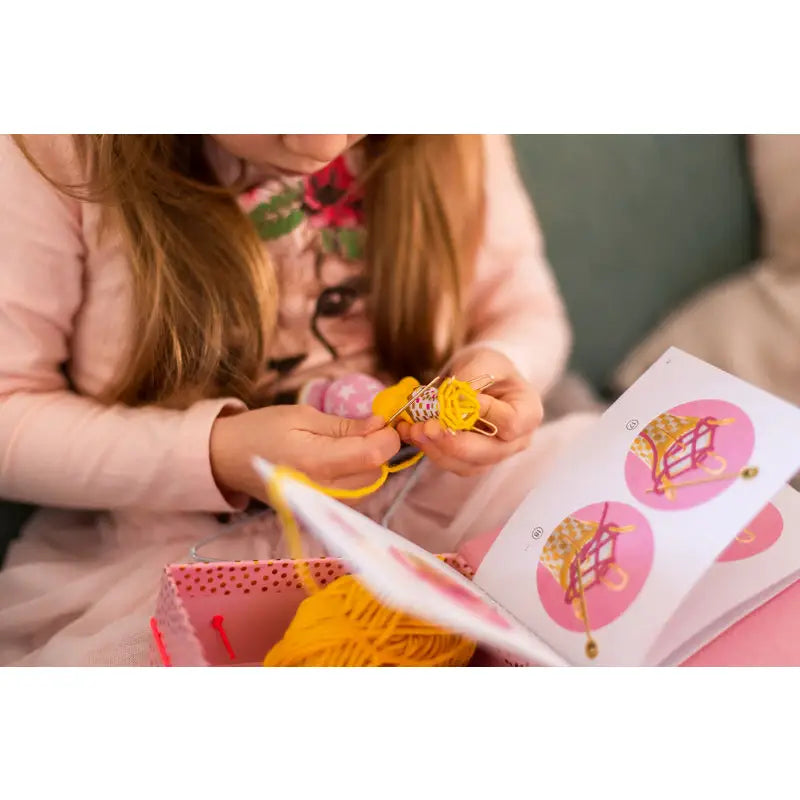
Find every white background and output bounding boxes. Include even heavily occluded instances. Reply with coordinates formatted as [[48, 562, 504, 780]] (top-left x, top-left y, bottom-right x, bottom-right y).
[[3, 4, 799, 795]]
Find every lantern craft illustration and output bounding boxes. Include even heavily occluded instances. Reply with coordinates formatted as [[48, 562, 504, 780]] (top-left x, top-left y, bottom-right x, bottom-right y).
[[629, 410, 757, 501], [539, 502, 635, 659]]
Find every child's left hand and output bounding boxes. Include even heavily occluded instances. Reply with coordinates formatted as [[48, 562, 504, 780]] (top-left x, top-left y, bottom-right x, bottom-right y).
[[395, 348, 543, 477]]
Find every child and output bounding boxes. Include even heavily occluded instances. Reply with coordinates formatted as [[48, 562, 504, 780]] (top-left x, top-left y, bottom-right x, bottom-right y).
[[0, 134, 595, 665]]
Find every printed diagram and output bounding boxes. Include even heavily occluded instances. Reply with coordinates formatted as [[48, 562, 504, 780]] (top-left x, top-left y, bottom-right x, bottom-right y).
[[625, 400, 756, 510], [388, 547, 512, 629], [717, 502, 783, 563], [537, 502, 654, 658]]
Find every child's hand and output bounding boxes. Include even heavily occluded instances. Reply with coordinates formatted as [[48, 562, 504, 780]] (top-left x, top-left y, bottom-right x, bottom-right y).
[[395, 349, 543, 477], [210, 405, 401, 502]]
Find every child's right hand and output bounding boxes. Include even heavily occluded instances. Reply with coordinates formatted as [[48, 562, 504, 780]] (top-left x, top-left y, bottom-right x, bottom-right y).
[[209, 404, 401, 503]]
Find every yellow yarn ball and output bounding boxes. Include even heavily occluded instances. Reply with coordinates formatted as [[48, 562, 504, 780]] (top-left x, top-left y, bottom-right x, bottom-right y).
[[263, 575, 477, 667]]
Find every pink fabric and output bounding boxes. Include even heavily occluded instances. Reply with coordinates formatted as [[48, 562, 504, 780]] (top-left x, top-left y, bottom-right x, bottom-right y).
[[0, 135, 246, 513], [459, 529, 800, 666]]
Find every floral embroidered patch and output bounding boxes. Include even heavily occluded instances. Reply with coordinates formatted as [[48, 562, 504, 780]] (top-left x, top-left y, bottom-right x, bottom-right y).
[[245, 155, 365, 261]]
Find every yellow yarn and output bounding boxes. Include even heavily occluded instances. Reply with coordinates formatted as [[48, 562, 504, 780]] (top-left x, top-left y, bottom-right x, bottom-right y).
[[437, 378, 482, 431], [263, 574, 476, 667], [371, 376, 421, 424], [262, 466, 477, 667]]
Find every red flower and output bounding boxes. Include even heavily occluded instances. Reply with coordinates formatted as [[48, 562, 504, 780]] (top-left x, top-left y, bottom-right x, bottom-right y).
[[303, 155, 363, 229]]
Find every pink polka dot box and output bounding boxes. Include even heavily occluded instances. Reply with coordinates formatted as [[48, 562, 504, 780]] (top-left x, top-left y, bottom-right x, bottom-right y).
[[148, 554, 527, 667]]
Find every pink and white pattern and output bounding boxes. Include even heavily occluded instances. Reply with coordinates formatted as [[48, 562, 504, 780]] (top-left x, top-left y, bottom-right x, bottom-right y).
[[298, 372, 386, 419]]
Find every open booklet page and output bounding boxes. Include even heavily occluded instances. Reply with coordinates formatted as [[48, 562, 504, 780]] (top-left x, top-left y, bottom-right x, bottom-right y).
[[253, 458, 567, 665], [473, 348, 800, 666], [646, 483, 800, 665]]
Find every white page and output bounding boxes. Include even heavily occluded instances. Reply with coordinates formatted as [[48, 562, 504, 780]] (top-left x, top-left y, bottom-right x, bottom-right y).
[[474, 348, 800, 666], [655, 574, 800, 667], [252, 458, 568, 666], [647, 484, 800, 665]]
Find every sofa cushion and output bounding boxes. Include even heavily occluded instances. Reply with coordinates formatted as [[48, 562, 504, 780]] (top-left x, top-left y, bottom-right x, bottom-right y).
[[512, 134, 757, 389]]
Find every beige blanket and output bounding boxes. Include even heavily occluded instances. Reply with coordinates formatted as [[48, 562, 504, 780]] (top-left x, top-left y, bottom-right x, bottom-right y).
[[613, 258, 800, 405]]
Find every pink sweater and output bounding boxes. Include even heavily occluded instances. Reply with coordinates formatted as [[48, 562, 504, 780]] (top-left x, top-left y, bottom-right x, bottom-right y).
[[0, 134, 570, 515]]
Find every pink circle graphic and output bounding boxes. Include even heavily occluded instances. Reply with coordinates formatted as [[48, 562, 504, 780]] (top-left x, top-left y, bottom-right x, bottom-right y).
[[625, 399, 755, 511], [717, 502, 783, 563], [537, 502, 654, 632]]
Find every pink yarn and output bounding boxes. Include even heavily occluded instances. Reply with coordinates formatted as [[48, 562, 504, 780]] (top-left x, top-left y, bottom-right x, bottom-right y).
[[299, 373, 386, 419]]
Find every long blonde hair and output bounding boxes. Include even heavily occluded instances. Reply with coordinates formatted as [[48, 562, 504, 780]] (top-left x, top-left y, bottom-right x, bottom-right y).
[[13, 134, 485, 408]]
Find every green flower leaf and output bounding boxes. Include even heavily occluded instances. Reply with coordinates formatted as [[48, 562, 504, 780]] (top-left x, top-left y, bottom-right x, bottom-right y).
[[338, 227, 365, 261], [283, 208, 305, 235], [249, 202, 306, 240]]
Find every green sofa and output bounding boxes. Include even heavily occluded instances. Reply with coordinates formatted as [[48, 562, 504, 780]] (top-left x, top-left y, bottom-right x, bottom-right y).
[[0, 135, 759, 564], [512, 134, 757, 390]]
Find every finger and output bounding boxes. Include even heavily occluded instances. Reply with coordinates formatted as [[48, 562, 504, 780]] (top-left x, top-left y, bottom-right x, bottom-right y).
[[302, 426, 401, 481], [436, 429, 522, 466], [299, 407, 386, 438], [476, 394, 517, 441], [503, 386, 544, 436], [412, 438, 491, 478], [407, 434, 484, 477], [407, 424, 522, 470], [395, 421, 412, 442], [399, 418, 443, 444], [478, 388, 543, 442], [395, 418, 444, 445]]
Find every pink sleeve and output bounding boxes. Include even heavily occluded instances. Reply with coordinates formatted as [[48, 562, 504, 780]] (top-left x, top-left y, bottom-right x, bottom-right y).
[[0, 136, 247, 512], [457, 134, 572, 394]]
